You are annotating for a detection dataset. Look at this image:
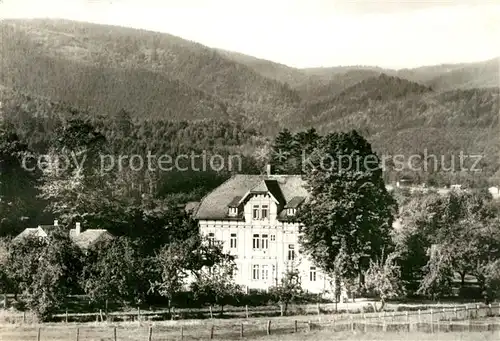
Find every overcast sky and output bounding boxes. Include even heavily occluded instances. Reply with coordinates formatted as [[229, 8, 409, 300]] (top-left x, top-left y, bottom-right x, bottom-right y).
[[1, 0, 499, 69]]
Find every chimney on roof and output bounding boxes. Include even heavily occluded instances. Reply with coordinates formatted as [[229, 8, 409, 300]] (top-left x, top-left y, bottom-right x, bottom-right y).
[[266, 164, 271, 176], [75, 222, 81, 236], [54, 220, 58, 226]]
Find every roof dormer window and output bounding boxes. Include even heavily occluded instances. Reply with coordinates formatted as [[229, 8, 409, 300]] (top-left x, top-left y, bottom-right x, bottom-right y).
[[228, 207, 238, 217], [287, 208, 296, 216]]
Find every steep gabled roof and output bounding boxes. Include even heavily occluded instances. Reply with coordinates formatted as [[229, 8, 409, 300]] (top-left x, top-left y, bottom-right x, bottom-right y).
[[12, 227, 47, 242], [71, 229, 114, 249], [195, 174, 309, 220]]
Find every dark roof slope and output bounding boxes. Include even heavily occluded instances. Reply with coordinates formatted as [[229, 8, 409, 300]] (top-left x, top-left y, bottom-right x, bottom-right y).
[[285, 196, 306, 208], [263, 180, 286, 206], [195, 175, 308, 220], [228, 196, 243, 208]]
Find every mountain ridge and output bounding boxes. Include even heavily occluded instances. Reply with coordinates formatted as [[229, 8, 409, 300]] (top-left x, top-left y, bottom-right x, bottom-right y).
[[1, 18, 499, 178]]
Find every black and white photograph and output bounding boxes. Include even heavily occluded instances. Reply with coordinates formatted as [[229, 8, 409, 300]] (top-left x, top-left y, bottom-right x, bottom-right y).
[[0, 0, 499, 340]]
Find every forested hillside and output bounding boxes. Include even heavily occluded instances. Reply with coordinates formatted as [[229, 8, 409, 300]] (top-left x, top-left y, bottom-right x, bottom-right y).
[[0, 18, 499, 184], [0, 19, 301, 133]]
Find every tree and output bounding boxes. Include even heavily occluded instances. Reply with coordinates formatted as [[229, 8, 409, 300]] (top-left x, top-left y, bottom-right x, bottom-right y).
[[483, 260, 500, 303], [0, 129, 43, 236], [364, 251, 404, 311], [37, 119, 110, 226], [298, 130, 396, 286], [270, 128, 296, 174], [416, 244, 454, 300], [268, 268, 303, 315], [149, 236, 233, 315], [81, 237, 153, 307], [269, 128, 320, 175], [190, 256, 241, 316], [7, 228, 83, 321], [397, 190, 500, 299]]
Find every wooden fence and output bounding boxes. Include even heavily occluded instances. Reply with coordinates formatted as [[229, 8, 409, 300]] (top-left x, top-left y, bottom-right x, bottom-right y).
[[4, 301, 500, 324], [1, 303, 499, 340]]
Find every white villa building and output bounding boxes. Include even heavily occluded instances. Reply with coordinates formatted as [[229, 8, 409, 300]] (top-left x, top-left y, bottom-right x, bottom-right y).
[[194, 169, 337, 296]]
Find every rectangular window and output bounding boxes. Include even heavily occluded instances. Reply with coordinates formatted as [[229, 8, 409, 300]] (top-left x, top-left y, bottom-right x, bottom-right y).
[[310, 267, 317, 281], [262, 265, 269, 280], [253, 205, 260, 219], [287, 244, 295, 261], [208, 232, 215, 246], [230, 233, 237, 248], [252, 234, 260, 249], [261, 234, 269, 249], [261, 205, 269, 220], [252, 265, 259, 280], [270, 235, 275, 241]]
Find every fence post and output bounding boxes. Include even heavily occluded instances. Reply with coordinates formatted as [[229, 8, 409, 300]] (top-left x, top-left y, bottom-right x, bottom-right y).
[[363, 314, 367, 333], [437, 313, 440, 333], [240, 323, 243, 338], [465, 305, 469, 320], [488, 304, 492, 316], [267, 320, 271, 335], [100, 309, 104, 322], [475, 304, 479, 319], [181, 326, 184, 340], [210, 325, 214, 339], [350, 315, 354, 333], [37, 327, 41, 341], [148, 326, 152, 341], [280, 304, 283, 316], [113, 327, 117, 341], [454, 307, 457, 320], [245, 305, 249, 319], [308, 320, 312, 332], [23, 311, 26, 323], [65, 309, 68, 323], [209, 306, 213, 319], [418, 309, 421, 323], [317, 302, 320, 317], [430, 309, 434, 333], [138, 307, 141, 322], [294, 320, 298, 333], [405, 311, 410, 332], [76, 327, 79, 341]]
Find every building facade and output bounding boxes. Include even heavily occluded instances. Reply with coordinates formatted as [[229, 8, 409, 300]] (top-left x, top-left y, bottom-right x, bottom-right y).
[[194, 173, 336, 295]]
